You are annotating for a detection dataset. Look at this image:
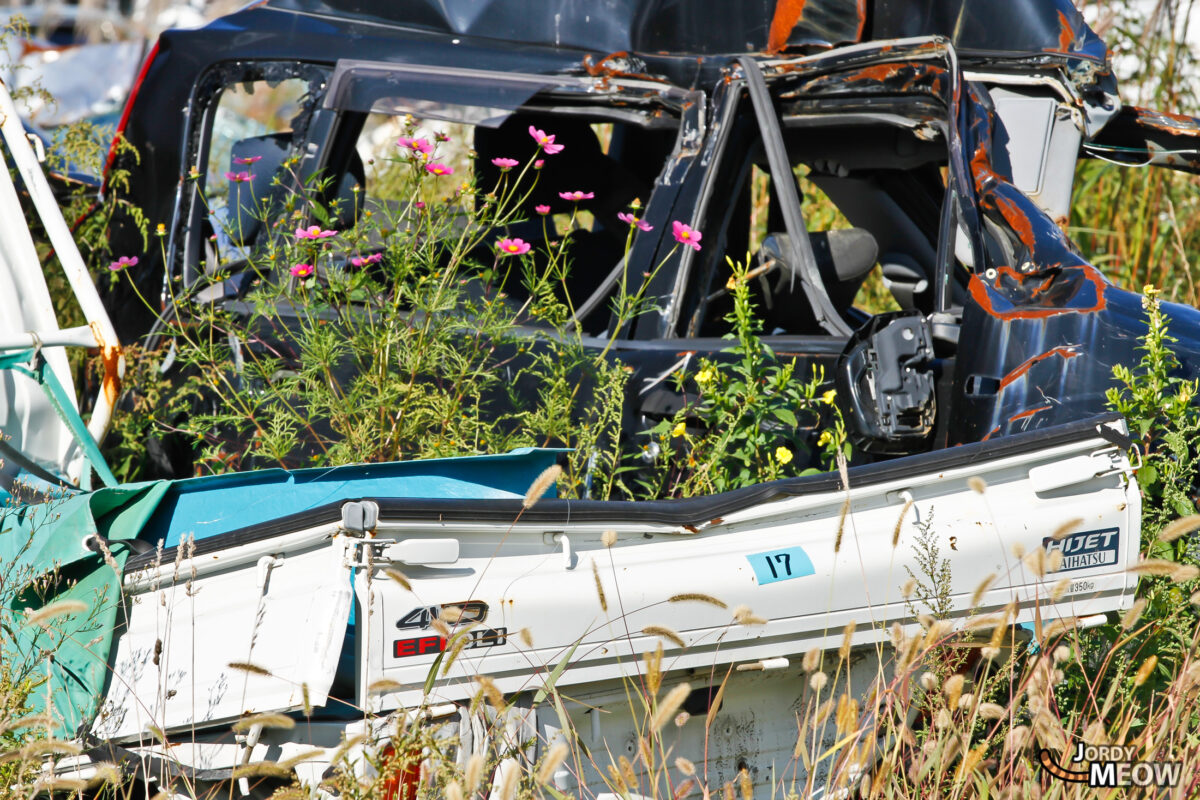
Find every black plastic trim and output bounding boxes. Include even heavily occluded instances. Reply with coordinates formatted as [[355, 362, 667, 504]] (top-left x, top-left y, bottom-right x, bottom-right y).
[[128, 413, 1122, 570]]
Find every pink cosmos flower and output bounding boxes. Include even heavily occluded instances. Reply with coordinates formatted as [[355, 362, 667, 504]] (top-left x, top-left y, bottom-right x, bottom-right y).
[[535, 204, 551, 215], [436, 131, 451, 142], [350, 253, 384, 267], [108, 255, 138, 271], [295, 225, 338, 239], [397, 136, 433, 155], [425, 163, 454, 176], [415, 201, 426, 209], [672, 220, 702, 251], [291, 263, 314, 278], [234, 155, 262, 165], [529, 126, 564, 155], [534, 159, 545, 170], [559, 190, 594, 202], [497, 237, 532, 256], [491, 157, 519, 170], [225, 171, 253, 183], [618, 212, 653, 232]]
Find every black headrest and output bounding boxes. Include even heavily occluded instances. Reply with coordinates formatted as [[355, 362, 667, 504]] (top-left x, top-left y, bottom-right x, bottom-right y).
[[762, 228, 879, 285]]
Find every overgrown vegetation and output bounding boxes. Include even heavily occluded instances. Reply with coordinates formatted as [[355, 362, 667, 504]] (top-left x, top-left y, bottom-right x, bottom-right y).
[[4, 1, 1200, 799]]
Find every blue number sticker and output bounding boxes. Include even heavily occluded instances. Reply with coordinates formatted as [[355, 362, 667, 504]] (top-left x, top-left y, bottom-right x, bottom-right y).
[[746, 546, 815, 585]]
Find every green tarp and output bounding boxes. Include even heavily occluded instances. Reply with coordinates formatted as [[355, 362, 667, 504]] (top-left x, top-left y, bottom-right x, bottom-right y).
[[0, 481, 168, 737]]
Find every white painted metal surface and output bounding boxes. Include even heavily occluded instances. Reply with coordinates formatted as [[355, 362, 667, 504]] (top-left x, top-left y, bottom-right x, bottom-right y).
[[0, 77, 123, 482], [90, 423, 1140, 796]]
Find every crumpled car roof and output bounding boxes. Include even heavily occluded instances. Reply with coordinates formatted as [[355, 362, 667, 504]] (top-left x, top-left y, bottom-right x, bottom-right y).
[[265, 0, 1107, 65]]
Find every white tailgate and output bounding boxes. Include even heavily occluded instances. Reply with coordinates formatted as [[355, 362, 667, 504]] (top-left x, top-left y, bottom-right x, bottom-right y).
[[95, 531, 351, 741]]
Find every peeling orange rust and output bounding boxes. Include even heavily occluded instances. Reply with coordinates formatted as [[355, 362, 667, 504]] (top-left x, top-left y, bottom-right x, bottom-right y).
[[1136, 107, 1200, 138], [994, 195, 1036, 250], [998, 346, 1080, 390], [854, 0, 867, 41], [1008, 404, 1053, 424], [581, 51, 668, 84], [982, 426, 1001, 442], [1056, 9, 1074, 53], [967, 265, 1108, 320], [90, 321, 124, 407], [767, 0, 806, 55]]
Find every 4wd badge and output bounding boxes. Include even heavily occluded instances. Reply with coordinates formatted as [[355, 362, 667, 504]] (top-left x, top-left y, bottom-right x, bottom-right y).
[[1043, 527, 1120, 572], [396, 601, 488, 629]]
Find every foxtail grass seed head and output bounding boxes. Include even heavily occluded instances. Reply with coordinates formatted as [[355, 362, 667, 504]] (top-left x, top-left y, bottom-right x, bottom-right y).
[[652, 683, 692, 731], [1051, 578, 1070, 601], [1159, 514, 1200, 543], [978, 702, 1006, 720], [465, 753, 484, 792], [835, 694, 858, 735], [1122, 598, 1147, 630], [944, 674, 965, 708], [476, 675, 506, 711], [1053, 645, 1071, 663], [803, 648, 822, 673], [523, 464, 562, 508], [934, 708, 952, 729], [447, 781, 464, 800], [833, 495, 849, 553], [1134, 655, 1158, 687], [430, 617, 452, 638], [890, 622, 904, 649], [892, 499, 913, 548], [839, 621, 855, 661], [809, 671, 828, 692], [676, 757, 696, 777], [970, 573, 997, 608], [1172, 564, 1200, 583], [1047, 549, 1063, 573], [967, 476, 987, 494], [1050, 518, 1083, 541], [1042, 617, 1076, 640], [384, 568, 412, 591], [919, 672, 939, 692], [1011, 542, 1026, 558], [733, 605, 767, 625], [1024, 548, 1048, 578], [518, 627, 532, 648], [901, 579, 916, 599], [536, 742, 569, 785], [1130, 558, 1179, 577], [232, 713, 295, 732], [498, 758, 519, 800], [643, 625, 686, 649], [367, 679, 404, 695], [645, 643, 663, 696], [675, 711, 690, 727], [24, 599, 87, 627], [981, 645, 1001, 661], [669, 592, 728, 609], [957, 692, 974, 710], [592, 558, 608, 613], [228, 661, 272, 677], [602, 529, 618, 547], [1192, 590, 1200, 607], [738, 768, 753, 800], [723, 781, 735, 800]]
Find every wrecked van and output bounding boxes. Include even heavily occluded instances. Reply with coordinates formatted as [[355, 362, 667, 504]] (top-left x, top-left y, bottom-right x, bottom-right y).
[[103, 0, 1200, 469]]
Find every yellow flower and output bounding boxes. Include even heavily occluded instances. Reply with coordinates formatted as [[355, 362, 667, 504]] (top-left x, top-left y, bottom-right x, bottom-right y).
[[671, 422, 686, 438], [696, 367, 715, 385], [817, 430, 833, 447], [821, 389, 837, 404], [774, 447, 793, 465], [155, 223, 166, 237]]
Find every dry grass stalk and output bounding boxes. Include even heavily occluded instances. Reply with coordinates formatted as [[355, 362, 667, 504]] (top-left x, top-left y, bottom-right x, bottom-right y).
[[231, 712, 295, 732], [384, 568, 412, 591], [643, 625, 686, 649], [669, 592, 727, 609], [652, 683, 692, 731], [592, 559, 608, 613], [733, 605, 767, 625], [892, 498, 914, 547], [1159, 514, 1200, 542], [24, 599, 88, 627], [536, 742, 569, 785], [233, 762, 291, 779], [1050, 517, 1083, 540], [227, 661, 271, 676], [523, 464, 562, 508]]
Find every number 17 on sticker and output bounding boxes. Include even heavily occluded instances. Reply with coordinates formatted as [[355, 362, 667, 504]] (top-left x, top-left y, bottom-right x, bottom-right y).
[[746, 546, 814, 585]]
